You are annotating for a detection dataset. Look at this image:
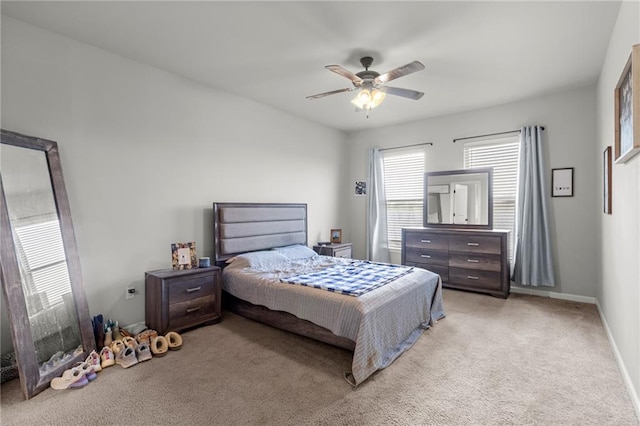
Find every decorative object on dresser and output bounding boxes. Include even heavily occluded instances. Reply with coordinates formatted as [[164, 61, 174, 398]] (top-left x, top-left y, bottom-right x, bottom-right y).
[[330, 229, 342, 243], [313, 242, 353, 258], [145, 267, 222, 334], [614, 44, 640, 164], [402, 228, 510, 298]]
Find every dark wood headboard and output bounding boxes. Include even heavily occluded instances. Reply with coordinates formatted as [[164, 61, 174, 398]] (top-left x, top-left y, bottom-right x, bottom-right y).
[[212, 202, 308, 267]]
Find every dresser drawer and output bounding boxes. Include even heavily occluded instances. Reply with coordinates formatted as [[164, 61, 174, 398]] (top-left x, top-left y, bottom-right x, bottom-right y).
[[405, 248, 449, 266], [449, 235, 501, 254], [404, 232, 449, 250], [449, 267, 502, 290], [168, 274, 216, 304], [449, 252, 501, 272], [405, 262, 449, 283]]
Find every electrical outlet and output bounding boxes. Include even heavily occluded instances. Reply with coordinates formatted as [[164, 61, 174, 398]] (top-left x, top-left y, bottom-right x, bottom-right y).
[[125, 287, 135, 300]]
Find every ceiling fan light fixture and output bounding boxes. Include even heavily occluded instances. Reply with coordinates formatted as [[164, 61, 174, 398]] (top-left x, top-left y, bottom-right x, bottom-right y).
[[351, 87, 385, 110]]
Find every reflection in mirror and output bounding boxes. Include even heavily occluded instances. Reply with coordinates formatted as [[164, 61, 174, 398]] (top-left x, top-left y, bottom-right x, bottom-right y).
[[424, 168, 493, 230], [2, 144, 83, 374], [1, 129, 94, 399]]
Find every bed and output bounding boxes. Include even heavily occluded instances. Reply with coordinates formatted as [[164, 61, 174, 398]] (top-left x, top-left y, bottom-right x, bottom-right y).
[[213, 202, 445, 385]]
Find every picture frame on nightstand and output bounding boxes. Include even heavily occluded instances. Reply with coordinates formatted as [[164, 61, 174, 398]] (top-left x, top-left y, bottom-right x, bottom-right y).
[[330, 229, 342, 243], [171, 241, 197, 270]]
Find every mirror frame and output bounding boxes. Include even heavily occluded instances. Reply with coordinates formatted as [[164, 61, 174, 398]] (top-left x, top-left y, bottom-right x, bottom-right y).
[[423, 167, 494, 230], [0, 129, 95, 399]]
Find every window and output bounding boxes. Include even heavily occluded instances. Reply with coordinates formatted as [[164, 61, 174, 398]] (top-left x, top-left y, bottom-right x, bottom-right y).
[[383, 148, 425, 250], [464, 136, 520, 259]]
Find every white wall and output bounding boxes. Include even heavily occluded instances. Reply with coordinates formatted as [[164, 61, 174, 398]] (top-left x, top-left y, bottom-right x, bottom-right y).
[[347, 86, 599, 299], [0, 17, 348, 352], [596, 0, 640, 412]]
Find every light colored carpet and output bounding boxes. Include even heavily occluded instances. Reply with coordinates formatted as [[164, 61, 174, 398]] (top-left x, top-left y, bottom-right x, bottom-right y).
[[1, 289, 638, 425]]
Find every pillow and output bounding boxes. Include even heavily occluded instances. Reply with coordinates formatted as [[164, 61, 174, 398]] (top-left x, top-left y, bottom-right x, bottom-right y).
[[225, 250, 289, 269], [272, 244, 318, 261]]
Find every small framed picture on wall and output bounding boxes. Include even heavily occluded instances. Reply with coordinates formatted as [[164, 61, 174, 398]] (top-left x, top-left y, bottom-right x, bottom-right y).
[[551, 168, 574, 197]]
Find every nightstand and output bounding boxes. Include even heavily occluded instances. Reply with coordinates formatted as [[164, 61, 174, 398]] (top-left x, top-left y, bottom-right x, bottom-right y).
[[313, 243, 353, 258], [145, 267, 222, 334]]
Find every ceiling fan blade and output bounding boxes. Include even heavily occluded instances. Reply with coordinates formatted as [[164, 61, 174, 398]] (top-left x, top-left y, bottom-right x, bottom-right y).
[[325, 65, 363, 84], [382, 86, 424, 100], [306, 87, 356, 100], [375, 61, 425, 84]]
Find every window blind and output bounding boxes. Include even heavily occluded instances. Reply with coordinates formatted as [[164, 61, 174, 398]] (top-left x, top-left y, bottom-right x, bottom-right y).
[[464, 136, 520, 260], [383, 149, 425, 250]]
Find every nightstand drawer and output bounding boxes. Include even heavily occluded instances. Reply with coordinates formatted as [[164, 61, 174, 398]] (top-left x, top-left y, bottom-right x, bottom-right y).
[[333, 247, 352, 258], [168, 274, 216, 304], [169, 295, 217, 328]]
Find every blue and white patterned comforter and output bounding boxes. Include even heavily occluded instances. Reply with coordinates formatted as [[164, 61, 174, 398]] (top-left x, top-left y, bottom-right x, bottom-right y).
[[280, 260, 413, 296]]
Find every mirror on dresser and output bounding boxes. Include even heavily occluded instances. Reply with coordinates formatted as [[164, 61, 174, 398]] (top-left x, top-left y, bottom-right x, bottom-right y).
[[424, 168, 493, 230], [0, 129, 95, 399]]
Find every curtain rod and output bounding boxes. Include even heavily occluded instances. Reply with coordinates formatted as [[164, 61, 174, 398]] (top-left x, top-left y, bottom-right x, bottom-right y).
[[380, 142, 433, 152], [453, 126, 545, 143]]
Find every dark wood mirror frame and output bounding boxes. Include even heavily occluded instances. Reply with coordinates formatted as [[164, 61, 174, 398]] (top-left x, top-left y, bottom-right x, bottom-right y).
[[0, 129, 95, 399], [423, 167, 494, 230]]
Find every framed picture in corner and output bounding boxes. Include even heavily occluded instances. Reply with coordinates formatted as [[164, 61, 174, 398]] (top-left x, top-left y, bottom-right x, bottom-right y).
[[614, 44, 640, 163], [330, 229, 342, 244], [603, 146, 612, 214]]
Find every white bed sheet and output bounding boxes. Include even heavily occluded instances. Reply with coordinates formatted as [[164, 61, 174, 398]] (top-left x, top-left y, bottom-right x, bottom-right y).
[[222, 255, 445, 385]]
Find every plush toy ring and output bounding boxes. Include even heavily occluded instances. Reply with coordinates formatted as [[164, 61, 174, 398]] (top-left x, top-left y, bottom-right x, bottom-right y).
[[165, 331, 183, 350], [150, 336, 168, 357]]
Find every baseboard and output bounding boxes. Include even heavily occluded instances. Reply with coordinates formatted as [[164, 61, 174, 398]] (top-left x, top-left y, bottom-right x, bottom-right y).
[[595, 300, 640, 421], [509, 286, 596, 304]]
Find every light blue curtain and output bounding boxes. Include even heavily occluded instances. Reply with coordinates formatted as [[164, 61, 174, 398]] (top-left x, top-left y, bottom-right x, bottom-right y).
[[511, 126, 555, 286], [366, 148, 391, 263]]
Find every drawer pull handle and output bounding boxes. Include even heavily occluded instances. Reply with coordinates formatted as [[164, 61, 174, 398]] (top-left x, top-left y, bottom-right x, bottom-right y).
[[467, 259, 479, 263], [421, 239, 431, 243], [186, 286, 202, 293], [467, 276, 480, 280], [467, 242, 480, 246], [421, 254, 431, 259], [186, 306, 202, 313]]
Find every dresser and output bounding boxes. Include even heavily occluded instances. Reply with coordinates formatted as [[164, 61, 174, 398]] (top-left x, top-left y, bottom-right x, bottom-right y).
[[401, 228, 510, 298], [313, 242, 352, 258], [145, 267, 222, 334]]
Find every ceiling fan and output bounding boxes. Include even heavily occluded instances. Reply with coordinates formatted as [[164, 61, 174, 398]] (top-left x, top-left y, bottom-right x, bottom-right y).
[[306, 56, 425, 111]]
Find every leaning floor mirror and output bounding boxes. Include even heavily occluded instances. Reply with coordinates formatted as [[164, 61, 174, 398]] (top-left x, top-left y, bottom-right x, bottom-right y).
[[0, 129, 95, 399]]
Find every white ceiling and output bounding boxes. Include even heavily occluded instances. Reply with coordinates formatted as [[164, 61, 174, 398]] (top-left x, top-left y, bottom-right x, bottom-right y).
[[1, 1, 621, 133]]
